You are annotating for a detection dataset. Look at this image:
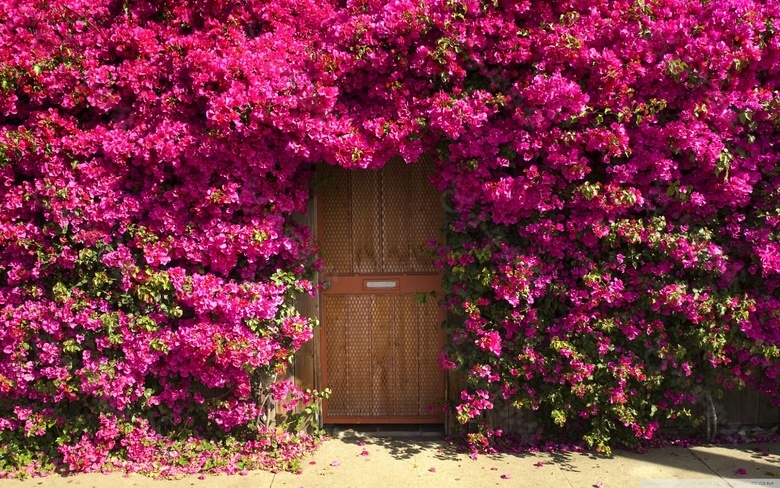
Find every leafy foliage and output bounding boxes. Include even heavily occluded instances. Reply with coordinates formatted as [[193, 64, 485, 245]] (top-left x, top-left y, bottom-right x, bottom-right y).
[[2, 0, 780, 472], [0, 0, 330, 476]]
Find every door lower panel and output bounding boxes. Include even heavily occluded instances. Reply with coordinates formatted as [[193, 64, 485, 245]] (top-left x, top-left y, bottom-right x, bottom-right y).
[[322, 293, 442, 422]]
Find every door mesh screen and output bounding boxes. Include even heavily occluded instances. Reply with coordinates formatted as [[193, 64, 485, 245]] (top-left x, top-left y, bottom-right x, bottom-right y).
[[324, 294, 441, 417], [319, 157, 443, 420], [319, 157, 439, 275]]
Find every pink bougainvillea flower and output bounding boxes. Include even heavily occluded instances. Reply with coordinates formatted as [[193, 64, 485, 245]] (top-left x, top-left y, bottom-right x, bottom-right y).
[[594, 482, 604, 488], [501, 473, 512, 479], [736, 468, 747, 475], [534, 461, 544, 467], [330, 461, 340, 467], [2, 0, 780, 477], [429, 467, 436, 473], [360, 450, 369, 456], [358, 441, 366, 447]]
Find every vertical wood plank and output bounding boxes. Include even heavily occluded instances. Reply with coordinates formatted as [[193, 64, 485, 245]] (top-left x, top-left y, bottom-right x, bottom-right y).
[[720, 388, 742, 426], [418, 296, 441, 415], [447, 372, 465, 434], [348, 295, 374, 416], [409, 156, 439, 273], [396, 295, 419, 416], [372, 295, 395, 416], [319, 165, 352, 274], [351, 171, 381, 274], [292, 203, 317, 398], [756, 391, 780, 425], [293, 293, 316, 392], [739, 388, 761, 425], [381, 159, 411, 273], [324, 296, 348, 416]]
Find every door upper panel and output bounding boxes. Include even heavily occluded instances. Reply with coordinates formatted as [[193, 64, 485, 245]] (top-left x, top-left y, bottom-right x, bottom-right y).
[[318, 158, 439, 276]]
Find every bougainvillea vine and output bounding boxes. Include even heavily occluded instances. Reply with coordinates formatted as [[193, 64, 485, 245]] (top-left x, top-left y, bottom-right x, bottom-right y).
[[317, 0, 780, 454], [2, 0, 780, 474], [0, 0, 333, 476]]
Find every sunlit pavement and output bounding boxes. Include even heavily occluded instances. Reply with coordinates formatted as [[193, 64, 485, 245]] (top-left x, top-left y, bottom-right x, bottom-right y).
[[3, 435, 780, 488]]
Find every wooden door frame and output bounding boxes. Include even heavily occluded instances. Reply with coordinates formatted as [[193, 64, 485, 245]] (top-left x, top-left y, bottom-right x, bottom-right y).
[[313, 162, 446, 425]]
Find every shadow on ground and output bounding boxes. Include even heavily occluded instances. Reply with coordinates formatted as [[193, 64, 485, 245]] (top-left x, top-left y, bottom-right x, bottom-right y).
[[325, 424, 780, 481], [328, 424, 460, 462]]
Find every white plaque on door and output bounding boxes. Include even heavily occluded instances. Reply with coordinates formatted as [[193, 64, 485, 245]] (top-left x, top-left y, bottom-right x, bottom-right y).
[[364, 280, 399, 290]]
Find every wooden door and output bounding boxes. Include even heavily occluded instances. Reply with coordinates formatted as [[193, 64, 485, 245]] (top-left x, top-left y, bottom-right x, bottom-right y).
[[317, 158, 444, 424]]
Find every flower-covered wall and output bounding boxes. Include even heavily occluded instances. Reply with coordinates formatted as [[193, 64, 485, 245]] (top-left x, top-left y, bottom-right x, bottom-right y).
[[1, 0, 779, 474], [0, 0, 331, 475]]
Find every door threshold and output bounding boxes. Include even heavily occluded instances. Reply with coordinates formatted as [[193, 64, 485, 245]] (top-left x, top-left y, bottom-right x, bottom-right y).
[[327, 423, 445, 439]]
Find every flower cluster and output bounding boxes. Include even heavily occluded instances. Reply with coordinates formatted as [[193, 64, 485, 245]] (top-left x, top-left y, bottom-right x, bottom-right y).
[[0, 0, 329, 475], [411, 0, 780, 453], [316, 0, 780, 453]]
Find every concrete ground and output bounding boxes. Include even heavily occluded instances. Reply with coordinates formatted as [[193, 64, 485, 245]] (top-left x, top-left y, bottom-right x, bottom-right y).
[[2, 432, 780, 488]]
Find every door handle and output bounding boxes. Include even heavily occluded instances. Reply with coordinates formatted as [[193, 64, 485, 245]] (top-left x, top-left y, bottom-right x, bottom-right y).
[[321, 280, 332, 290]]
